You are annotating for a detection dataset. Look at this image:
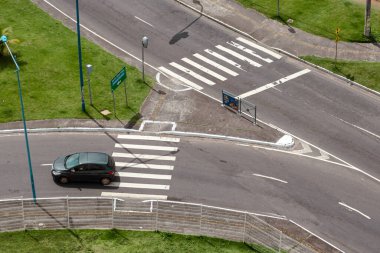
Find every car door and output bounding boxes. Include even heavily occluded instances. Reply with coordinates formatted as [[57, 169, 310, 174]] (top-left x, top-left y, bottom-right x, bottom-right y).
[[87, 164, 106, 182], [71, 164, 89, 182]]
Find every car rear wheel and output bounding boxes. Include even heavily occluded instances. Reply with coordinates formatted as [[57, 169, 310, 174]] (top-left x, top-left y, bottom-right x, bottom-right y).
[[59, 176, 69, 184], [100, 177, 111, 186]]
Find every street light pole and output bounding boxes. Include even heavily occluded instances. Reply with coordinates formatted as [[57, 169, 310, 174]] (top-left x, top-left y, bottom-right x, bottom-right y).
[[76, 0, 86, 112], [0, 35, 37, 203], [142, 36, 149, 83], [364, 0, 372, 37]]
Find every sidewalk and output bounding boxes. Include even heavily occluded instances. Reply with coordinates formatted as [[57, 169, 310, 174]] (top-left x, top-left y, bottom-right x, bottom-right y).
[[179, 0, 380, 61]]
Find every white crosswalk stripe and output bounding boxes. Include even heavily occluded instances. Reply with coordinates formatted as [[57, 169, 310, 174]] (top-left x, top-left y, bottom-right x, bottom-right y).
[[226, 41, 273, 63], [107, 182, 170, 190], [116, 172, 172, 180], [236, 37, 282, 59], [115, 143, 178, 152], [205, 49, 246, 71], [182, 58, 227, 81], [158, 66, 203, 90], [193, 53, 238, 76], [215, 45, 262, 67], [170, 62, 215, 85], [116, 162, 174, 170], [101, 192, 168, 200], [112, 152, 176, 161], [117, 134, 180, 142]]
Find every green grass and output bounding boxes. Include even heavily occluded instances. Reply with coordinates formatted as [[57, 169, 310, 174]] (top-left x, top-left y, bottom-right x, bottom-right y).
[[235, 0, 380, 42], [0, 0, 151, 123], [0, 229, 278, 253], [301, 55, 380, 92]]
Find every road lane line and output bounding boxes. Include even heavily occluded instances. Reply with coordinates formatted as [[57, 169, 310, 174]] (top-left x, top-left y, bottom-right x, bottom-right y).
[[215, 45, 262, 67], [226, 41, 273, 63], [170, 62, 215, 85], [101, 192, 167, 200], [116, 162, 174, 170], [182, 58, 227, 81], [158, 67, 203, 90], [338, 118, 380, 140], [338, 202, 371, 220], [107, 182, 170, 190], [112, 152, 176, 161], [134, 16, 154, 27], [205, 49, 246, 71], [41, 164, 52, 166], [253, 174, 288, 184], [237, 37, 282, 59], [193, 53, 238, 76], [115, 143, 178, 152], [117, 134, 180, 142], [116, 172, 172, 180], [239, 69, 311, 98]]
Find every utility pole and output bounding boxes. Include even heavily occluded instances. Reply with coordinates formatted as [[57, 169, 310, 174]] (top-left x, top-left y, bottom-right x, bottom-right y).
[[76, 0, 86, 112], [364, 0, 371, 37]]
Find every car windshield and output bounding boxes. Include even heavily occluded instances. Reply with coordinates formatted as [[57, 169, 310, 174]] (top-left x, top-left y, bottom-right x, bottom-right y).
[[65, 153, 80, 169]]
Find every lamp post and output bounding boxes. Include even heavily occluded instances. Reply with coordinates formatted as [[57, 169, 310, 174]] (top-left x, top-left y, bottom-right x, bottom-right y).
[[142, 36, 149, 83], [364, 0, 371, 37], [76, 0, 85, 112], [0, 35, 36, 203], [86, 64, 93, 105]]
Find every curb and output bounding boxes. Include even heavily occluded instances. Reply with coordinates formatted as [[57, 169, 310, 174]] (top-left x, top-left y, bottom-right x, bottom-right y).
[[0, 127, 294, 149], [175, 0, 380, 98]]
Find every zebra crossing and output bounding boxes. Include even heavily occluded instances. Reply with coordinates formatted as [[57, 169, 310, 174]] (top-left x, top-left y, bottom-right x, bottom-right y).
[[101, 134, 180, 200], [158, 36, 282, 91]]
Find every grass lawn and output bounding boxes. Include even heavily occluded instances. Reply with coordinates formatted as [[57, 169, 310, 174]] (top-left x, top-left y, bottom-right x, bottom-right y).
[[0, 229, 277, 253], [235, 0, 380, 42], [301, 55, 380, 92], [0, 0, 151, 124]]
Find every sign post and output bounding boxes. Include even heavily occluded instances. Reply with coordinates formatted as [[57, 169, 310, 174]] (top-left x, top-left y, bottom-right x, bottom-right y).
[[110, 66, 127, 115], [335, 28, 340, 62]]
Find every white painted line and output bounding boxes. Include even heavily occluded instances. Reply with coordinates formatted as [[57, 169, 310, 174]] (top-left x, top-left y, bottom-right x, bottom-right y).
[[116, 172, 172, 180], [170, 62, 215, 85], [41, 164, 52, 166], [204, 49, 246, 71], [134, 16, 154, 27], [338, 118, 380, 140], [253, 174, 288, 184], [101, 192, 167, 200], [315, 150, 330, 160], [158, 67, 203, 90], [292, 141, 312, 154], [193, 53, 238, 76], [116, 162, 174, 170], [338, 202, 371, 220], [139, 120, 177, 132], [239, 69, 311, 98], [115, 143, 178, 152], [215, 45, 262, 67], [226, 41, 273, 63], [182, 58, 227, 81], [237, 37, 282, 59], [156, 72, 192, 92], [117, 134, 180, 142], [107, 182, 170, 190], [112, 152, 176, 161]]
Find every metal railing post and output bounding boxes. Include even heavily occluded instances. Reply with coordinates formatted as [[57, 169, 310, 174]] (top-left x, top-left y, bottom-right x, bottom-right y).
[[66, 196, 70, 228], [111, 198, 114, 228], [155, 201, 159, 231], [199, 205, 203, 234], [278, 231, 282, 253], [21, 197, 25, 229], [243, 212, 247, 243]]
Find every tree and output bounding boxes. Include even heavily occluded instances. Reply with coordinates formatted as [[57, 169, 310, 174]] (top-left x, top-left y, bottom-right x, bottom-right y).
[[0, 27, 20, 56]]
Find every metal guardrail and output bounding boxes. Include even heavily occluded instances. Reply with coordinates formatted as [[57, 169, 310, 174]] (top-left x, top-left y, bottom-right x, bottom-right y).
[[0, 197, 315, 252]]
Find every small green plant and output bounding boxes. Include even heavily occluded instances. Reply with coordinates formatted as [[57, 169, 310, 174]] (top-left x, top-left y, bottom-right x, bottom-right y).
[[0, 27, 20, 56]]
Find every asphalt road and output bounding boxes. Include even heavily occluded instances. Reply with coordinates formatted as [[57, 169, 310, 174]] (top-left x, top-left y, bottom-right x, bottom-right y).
[[0, 132, 379, 252]]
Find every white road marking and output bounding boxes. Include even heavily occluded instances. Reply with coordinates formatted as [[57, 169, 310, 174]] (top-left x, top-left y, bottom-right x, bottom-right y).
[[41, 164, 52, 166], [193, 53, 238, 76], [215, 45, 262, 67], [239, 69, 311, 98], [158, 67, 203, 90], [226, 41, 273, 63], [156, 72, 192, 92], [338, 202, 371, 220], [292, 141, 312, 154], [116, 172, 172, 180], [170, 62, 215, 85], [117, 134, 180, 142], [253, 173, 288, 184], [115, 143, 178, 152], [101, 192, 167, 200], [134, 16, 154, 27], [338, 118, 380, 140], [112, 152, 176, 161], [107, 182, 170, 190], [182, 58, 227, 81], [116, 162, 174, 170], [315, 150, 330, 160], [237, 37, 282, 59], [205, 49, 246, 71]]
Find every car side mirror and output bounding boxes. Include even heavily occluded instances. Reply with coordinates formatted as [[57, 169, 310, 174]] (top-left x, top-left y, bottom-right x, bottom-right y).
[[70, 169, 75, 173]]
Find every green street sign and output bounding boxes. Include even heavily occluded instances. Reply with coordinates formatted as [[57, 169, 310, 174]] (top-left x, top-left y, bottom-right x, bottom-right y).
[[111, 67, 127, 91]]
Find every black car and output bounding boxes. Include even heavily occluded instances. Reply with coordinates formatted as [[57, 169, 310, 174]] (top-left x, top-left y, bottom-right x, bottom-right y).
[[51, 152, 116, 185]]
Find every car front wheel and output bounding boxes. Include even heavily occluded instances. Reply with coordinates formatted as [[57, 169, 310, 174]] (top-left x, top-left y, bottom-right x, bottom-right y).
[[100, 177, 111, 186], [59, 176, 69, 184]]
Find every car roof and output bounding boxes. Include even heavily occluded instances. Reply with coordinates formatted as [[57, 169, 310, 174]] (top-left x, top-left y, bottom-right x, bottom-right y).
[[78, 152, 108, 165]]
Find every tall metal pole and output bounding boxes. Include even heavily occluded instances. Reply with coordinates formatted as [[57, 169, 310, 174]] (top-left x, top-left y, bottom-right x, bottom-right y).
[[1, 37, 36, 203], [364, 0, 372, 37], [142, 44, 145, 83], [76, 0, 86, 112]]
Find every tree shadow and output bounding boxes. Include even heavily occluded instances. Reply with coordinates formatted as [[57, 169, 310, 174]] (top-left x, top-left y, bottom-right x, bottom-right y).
[[0, 53, 27, 71]]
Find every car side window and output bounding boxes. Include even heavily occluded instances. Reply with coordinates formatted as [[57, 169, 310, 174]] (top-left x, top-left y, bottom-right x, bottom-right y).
[[74, 165, 87, 172]]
